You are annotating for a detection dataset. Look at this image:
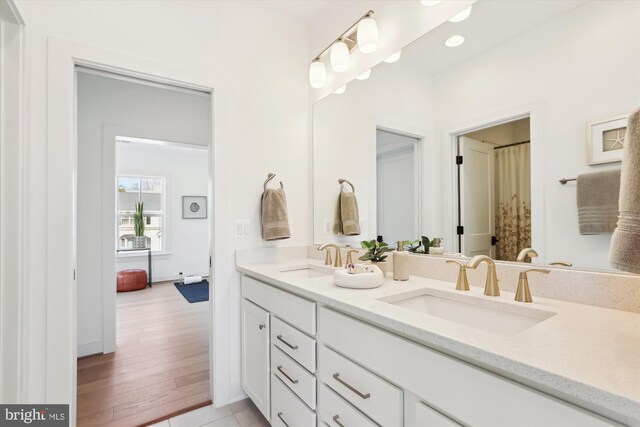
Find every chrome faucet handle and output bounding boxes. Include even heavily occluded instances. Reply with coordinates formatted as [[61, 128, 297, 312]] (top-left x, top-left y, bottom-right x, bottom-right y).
[[445, 259, 470, 291], [515, 268, 550, 303], [346, 249, 359, 265], [466, 255, 500, 296], [318, 245, 333, 266]]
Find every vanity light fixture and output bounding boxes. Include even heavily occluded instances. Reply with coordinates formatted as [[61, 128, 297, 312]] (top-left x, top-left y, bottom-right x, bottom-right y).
[[384, 50, 402, 63], [308, 10, 377, 88], [334, 85, 347, 94], [421, 0, 442, 6], [330, 40, 350, 73], [357, 16, 379, 54], [356, 69, 371, 80], [309, 60, 327, 88], [448, 5, 472, 23], [445, 35, 465, 48]]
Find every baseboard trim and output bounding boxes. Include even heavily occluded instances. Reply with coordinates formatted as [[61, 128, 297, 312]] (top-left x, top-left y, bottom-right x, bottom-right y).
[[225, 382, 247, 407], [77, 340, 102, 358]]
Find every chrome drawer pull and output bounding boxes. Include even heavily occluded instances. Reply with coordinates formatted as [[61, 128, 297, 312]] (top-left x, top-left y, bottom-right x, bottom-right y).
[[277, 411, 290, 427], [277, 365, 299, 384], [277, 334, 298, 350], [333, 415, 346, 427], [332, 373, 370, 399]]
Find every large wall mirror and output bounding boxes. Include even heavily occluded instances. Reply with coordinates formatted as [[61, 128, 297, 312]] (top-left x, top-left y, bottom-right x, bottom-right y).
[[312, 0, 640, 271]]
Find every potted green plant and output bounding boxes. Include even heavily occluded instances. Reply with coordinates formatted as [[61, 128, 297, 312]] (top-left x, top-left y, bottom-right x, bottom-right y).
[[404, 239, 422, 253], [359, 239, 394, 276], [132, 202, 146, 249]]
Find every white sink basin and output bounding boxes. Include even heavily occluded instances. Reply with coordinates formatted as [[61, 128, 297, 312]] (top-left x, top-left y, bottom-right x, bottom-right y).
[[279, 265, 333, 279], [381, 291, 555, 336]]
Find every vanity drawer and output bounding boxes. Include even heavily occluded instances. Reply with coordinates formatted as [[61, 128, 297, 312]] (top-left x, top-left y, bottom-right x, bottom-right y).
[[242, 275, 316, 335], [271, 345, 316, 410], [318, 383, 378, 427], [272, 316, 316, 373], [411, 401, 460, 427], [318, 345, 402, 426], [271, 374, 316, 427]]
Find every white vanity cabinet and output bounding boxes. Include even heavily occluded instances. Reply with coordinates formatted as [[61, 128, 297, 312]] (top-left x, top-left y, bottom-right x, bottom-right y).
[[241, 299, 271, 419]]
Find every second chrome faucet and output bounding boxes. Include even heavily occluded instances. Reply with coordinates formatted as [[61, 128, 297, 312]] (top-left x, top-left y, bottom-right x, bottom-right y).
[[466, 255, 500, 296]]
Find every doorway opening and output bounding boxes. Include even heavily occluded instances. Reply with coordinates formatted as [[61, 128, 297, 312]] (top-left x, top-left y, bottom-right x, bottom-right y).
[[75, 68, 213, 426], [376, 129, 421, 244], [456, 117, 531, 261]]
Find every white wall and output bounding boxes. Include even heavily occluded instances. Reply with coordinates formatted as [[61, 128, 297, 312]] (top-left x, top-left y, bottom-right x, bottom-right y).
[[16, 0, 310, 410], [433, 0, 640, 269], [76, 71, 211, 357], [116, 142, 209, 280], [313, 60, 433, 244]]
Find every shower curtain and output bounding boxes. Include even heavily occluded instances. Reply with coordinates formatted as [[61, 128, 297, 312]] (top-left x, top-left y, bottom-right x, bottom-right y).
[[495, 143, 531, 261]]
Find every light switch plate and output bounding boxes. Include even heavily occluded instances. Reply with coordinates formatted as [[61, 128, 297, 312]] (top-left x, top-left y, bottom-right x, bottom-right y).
[[243, 221, 251, 235], [235, 221, 244, 238], [235, 220, 250, 237]]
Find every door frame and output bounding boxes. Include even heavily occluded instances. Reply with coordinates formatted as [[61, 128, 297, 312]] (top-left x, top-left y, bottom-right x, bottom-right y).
[[443, 100, 546, 262], [47, 37, 223, 423]]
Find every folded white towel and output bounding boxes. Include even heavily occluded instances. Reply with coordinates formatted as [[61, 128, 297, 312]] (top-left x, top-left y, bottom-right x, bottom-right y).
[[183, 275, 203, 285]]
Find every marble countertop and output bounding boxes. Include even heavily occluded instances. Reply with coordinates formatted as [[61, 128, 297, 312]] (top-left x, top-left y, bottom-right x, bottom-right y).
[[236, 257, 640, 425]]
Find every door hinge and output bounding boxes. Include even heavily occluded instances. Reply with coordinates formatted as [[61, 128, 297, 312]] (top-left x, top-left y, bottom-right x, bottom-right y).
[[209, 256, 212, 268], [491, 235, 498, 246], [456, 155, 463, 165], [73, 269, 76, 280], [457, 226, 464, 235]]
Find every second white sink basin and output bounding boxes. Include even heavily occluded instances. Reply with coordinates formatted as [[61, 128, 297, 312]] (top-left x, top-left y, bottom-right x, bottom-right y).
[[381, 290, 555, 336]]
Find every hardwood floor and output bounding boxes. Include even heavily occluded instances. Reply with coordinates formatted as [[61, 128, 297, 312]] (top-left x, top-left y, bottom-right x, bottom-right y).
[[77, 280, 211, 427]]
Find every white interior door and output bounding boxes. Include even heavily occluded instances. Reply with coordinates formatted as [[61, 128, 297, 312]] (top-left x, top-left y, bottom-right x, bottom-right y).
[[460, 136, 495, 257], [376, 130, 418, 244]]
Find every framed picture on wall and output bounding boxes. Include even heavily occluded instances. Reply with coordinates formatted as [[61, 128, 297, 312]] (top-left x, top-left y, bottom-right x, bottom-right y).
[[588, 115, 628, 165], [182, 196, 207, 219]]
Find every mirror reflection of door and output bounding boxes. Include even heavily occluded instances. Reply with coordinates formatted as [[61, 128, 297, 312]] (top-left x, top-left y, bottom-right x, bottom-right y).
[[458, 118, 531, 261], [376, 129, 419, 244]]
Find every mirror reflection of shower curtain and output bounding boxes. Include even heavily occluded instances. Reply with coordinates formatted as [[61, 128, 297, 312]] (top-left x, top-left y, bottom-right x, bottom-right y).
[[495, 143, 531, 261]]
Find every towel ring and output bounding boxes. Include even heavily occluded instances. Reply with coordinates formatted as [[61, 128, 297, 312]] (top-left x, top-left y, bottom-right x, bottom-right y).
[[264, 173, 284, 190], [338, 178, 355, 193]]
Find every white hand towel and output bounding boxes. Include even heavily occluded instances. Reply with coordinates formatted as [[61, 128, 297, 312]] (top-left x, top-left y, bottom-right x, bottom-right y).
[[184, 275, 203, 285]]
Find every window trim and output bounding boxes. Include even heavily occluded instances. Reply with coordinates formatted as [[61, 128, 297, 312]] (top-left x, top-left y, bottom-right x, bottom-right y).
[[116, 174, 166, 253]]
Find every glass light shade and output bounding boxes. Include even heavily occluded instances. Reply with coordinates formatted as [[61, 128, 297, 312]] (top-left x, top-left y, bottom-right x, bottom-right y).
[[334, 85, 346, 94], [356, 69, 371, 81], [330, 41, 350, 73], [357, 17, 379, 54], [445, 35, 465, 48], [384, 50, 402, 64], [421, 0, 441, 6], [449, 5, 472, 23], [309, 61, 326, 88]]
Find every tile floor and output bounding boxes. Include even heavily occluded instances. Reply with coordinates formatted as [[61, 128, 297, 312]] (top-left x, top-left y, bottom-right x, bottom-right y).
[[149, 399, 269, 427]]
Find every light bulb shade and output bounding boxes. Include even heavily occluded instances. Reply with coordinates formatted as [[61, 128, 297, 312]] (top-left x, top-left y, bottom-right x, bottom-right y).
[[334, 85, 346, 94], [449, 5, 472, 23], [356, 69, 371, 81], [309, 61, 326, 88], [421, 0, 441, 6], [330, 41, 350, 73], [357, 17, 378, 54], [384, 50, 402, 64]]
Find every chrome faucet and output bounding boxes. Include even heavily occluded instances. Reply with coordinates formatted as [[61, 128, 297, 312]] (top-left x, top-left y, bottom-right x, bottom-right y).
[[318, 244, 343, 268], [515, 268, 550, 302], [445, 259, 470, 291], [466, 255, 500, 296], [516, 248, 538, 263], [345, 249, 359, 265]]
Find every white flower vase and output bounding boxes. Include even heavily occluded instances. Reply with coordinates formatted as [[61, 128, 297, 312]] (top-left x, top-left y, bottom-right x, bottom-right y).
[[374, 260, 389, 277]]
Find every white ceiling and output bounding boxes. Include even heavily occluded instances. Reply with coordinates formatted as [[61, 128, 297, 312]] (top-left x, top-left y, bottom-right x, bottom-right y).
[[403, 0, 585, 75], [268, 0, 330, 22]]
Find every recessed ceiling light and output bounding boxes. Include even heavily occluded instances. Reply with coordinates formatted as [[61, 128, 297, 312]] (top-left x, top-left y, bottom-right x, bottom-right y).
[[448, 5, 472, 23], [334, 85, 346, 94], [384, 50, 402, 64], [421, 0, 441, 6], [445, 35, 465, 48], [356, 69, 371, 80]]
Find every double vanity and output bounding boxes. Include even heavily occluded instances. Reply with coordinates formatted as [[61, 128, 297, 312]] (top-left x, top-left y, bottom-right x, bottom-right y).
[[237, 246, 640, 427]]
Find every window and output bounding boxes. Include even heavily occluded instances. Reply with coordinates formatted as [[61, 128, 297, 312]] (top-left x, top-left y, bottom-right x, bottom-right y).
[[117, 175, 165, 252]]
